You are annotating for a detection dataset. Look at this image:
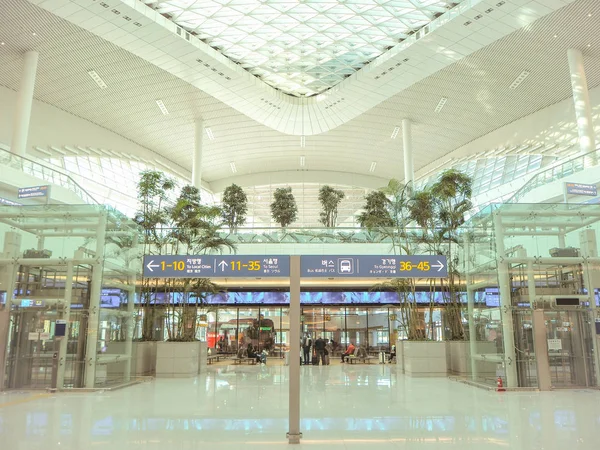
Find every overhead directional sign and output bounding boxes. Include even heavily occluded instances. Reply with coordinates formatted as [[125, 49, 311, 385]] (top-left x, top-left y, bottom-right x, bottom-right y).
[[143, 255, 290, 278], [566, 182, 597, 196], [300, 255, 448, 278], [18, 185, 50, 199]]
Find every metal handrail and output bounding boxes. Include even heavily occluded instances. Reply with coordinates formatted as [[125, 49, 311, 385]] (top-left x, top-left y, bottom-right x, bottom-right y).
[[0, 146, 99, 205]]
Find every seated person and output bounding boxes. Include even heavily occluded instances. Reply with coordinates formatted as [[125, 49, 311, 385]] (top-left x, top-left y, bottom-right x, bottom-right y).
[[247, 344, 262, 363], [341, 342, 356, 363]]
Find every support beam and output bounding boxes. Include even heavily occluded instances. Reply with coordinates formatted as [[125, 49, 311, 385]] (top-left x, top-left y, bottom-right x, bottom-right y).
[[402, 119, 414, 188], [287, 255, 301, 444], [84, 213, 107, 388], [493, 213, 518, 388], [567, 49, 597, 165], [56, 262, 74, 389], [192, 119, 203, 190], [11, 51, 39, 156]]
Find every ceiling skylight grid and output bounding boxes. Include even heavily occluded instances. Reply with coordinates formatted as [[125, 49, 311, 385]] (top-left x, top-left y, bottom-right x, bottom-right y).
[[144, 0, 463, 97]]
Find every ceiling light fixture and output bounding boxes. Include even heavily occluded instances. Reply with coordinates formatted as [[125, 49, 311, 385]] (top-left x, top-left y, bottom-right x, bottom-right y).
[[230, 162, 237, 173], [391, 127, 400, 139], [156, 99, 169, 115], [300, 136, 306, 147], [0, 42, 4, 46], [369, 162, 377, 173], [509, 70, 530, 90], [87, 70, 107, 89], [435, 97, 448, 113], [205, 127, 215, 140], [300, 156, 305, 166]]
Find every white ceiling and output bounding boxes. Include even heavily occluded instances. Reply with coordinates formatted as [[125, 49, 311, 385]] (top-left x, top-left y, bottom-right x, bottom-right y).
[[0, 0, 599, 192], [142, 0, 460, 97]]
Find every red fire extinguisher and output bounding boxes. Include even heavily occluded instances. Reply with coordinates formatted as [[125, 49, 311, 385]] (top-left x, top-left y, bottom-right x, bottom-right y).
[[497, 376, 505, 392]]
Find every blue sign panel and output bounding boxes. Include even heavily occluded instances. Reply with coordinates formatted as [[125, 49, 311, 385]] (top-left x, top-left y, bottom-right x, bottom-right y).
[[300, 255, 448, 278], [566, 182, 597, 196], [18, 185, 50, 198], [0, 197, 22, 206], [143, 255, 290, 278]]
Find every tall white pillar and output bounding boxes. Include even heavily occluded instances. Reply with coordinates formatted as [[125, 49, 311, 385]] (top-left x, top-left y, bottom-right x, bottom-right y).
[[11, 51, 39, 156], [192, 119, 203, 190], [288, 255, 301, 444], [493, 213, 518, 388], [402, 119, 414, 187], [567, 49, 596, 164], [84, 212, 107, 388]]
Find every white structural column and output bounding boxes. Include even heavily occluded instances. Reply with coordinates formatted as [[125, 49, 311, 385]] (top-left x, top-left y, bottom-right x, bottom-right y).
[[192, 119, 203, 190], [10, 51, 39, 156], [567, 49, 596, 163], [402, 119, 414, 187], [288, 256, 301, 444], [84, 212, 107, 388], [493, 213, 518, 388], [56, 262, 74, 389], [123, 233, 138, 382]]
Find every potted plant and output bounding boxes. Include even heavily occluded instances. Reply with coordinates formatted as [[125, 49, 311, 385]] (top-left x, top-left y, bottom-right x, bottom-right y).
[[222, 183, 248, 233], [270, 186, 298, 228], [318, 185, 345, 228]]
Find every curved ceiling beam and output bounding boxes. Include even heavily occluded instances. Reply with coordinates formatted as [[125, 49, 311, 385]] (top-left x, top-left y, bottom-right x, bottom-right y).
[[208, 170, 391, 194], [32, 0, 575, 136]]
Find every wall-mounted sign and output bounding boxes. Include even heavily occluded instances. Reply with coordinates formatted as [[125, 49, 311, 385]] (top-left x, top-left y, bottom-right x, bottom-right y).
[[0, 197, 22, 206], [142, 255, 290, 278], [547, 339, 562, 351], [18, 185, 50, 199], [300, 255, 448, 278], [565, 182, 597, 196]]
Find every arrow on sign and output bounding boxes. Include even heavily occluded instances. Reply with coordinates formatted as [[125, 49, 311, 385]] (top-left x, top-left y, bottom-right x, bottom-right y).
[[146, 260, 160, 272], [432, 260, 445, 272], [218, 261, 228, 271]]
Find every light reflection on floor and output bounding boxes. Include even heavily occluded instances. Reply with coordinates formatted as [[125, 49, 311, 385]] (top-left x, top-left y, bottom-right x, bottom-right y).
[[0, 364, 599, 449]]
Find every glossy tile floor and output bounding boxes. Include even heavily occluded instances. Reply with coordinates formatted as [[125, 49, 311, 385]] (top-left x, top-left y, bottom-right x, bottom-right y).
[[1, 364, 599, 449]]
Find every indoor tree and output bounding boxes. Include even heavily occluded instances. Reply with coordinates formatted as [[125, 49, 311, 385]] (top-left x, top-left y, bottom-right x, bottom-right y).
[[318, 185, 345, 228], [357, 190, 393, 229], [221, 183, 248, 233], [270, 186, 298, 228]]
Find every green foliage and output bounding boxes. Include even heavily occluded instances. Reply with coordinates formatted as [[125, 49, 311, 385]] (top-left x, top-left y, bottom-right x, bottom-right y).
[[318, 185, 345, 228], [357, 190, 393, 229], [222, 184, 248, 232], [270, 187, 298, 228]]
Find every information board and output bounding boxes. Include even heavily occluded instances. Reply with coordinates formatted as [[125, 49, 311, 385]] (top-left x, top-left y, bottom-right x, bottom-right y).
[[143, 255, 290, 278], [565, 182, 597, 196], [300, 255, 448, 278], [18, 185, 50, 199]]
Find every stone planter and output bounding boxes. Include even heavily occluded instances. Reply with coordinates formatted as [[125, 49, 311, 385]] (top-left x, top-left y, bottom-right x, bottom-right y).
[[197, 342, 207, 374], [446, 341, 471, 377], [399, 341, 448, 377], [156, 342, 201, 378], [106, 341, 157, 378]]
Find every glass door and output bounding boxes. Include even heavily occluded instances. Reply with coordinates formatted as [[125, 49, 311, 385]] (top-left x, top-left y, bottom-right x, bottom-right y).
[[545, 310, 595, 387]]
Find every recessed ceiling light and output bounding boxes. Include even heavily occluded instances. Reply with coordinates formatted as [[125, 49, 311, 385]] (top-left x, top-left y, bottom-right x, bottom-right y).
[[87, 70, 107, 89], [587, 44, 592, 47], [0, 42, 4, 46], [509, 70, 530, 90], [300, 155, 305, 167], [391, 127, 400, 139], [553, 34, 558, 38], [205, 127, 215, 140], [300, 136, 306, 148], [230, 162, 237, 173], [434, 97, 448, 113], [588, 13, 592, 17], [32, 32, 37, 36], [369, 162, 377, 173], [156, 99, 169, 115]]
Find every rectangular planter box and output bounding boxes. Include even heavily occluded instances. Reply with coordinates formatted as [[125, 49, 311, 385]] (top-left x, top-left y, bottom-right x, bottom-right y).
[[446, 341, 471, 376], [399, 341, 448, 377], [106, 341, 157, 378], [156, 342, 201, 378]]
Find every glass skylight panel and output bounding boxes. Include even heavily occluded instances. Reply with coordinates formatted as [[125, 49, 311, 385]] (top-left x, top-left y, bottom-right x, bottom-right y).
[[144, 0, 462, 96]]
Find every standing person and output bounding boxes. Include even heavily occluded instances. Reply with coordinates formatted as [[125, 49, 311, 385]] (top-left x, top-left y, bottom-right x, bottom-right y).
[[341, 342, 356, 363], [388, 344, 396, 363], [314, 336, 326, 365], [302, 334, 312, 365]]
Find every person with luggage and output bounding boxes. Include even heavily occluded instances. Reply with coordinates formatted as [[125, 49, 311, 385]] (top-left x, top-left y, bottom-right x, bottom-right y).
[[314, 336, 326, 365], [388, 344, 396, 363], [302, 334, 312, 365], [341, 342, 356, 363]]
